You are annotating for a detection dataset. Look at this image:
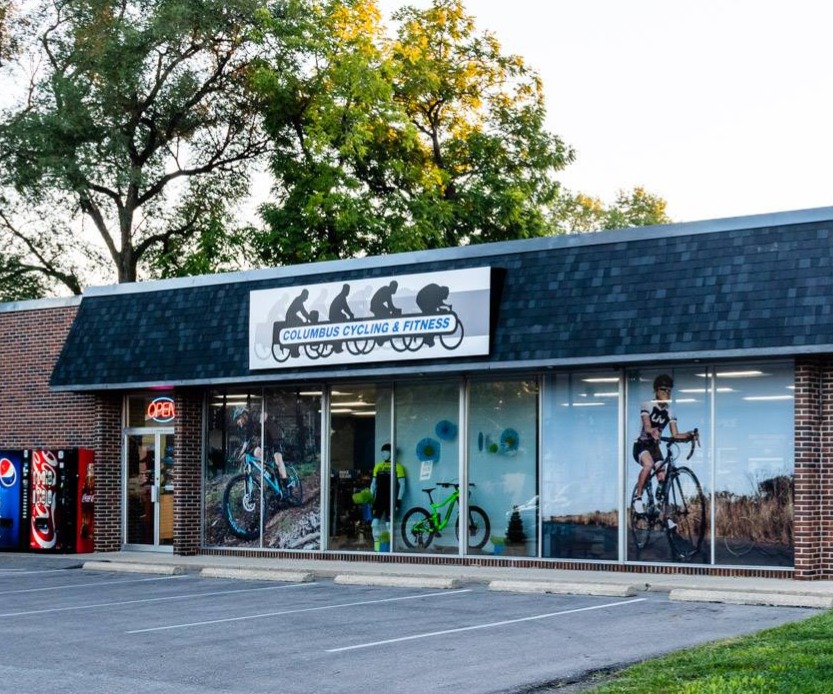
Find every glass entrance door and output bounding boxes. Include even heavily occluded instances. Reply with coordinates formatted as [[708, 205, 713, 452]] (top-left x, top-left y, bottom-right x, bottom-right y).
[[126, 431, 175, 549]]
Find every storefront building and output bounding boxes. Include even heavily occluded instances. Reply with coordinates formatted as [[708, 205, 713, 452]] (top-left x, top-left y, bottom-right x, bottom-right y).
[[4, 207, 833, 579]]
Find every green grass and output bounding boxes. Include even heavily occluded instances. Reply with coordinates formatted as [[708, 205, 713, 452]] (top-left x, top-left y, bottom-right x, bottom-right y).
[[589, 610, 833, 693]]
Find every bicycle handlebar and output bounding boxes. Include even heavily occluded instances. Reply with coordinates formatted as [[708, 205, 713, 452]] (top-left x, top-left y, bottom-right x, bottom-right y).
[[436, 482, 476, 488], [659, 428, 700, 459]]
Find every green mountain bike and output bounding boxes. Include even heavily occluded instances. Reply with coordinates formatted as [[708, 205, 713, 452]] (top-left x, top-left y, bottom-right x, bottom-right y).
[[400, 482, 490, 550]]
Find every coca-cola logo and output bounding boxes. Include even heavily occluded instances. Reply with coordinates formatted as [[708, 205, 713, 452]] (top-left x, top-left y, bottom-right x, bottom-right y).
[[81, 493, 94, 504], [30, 451, 57, 549]]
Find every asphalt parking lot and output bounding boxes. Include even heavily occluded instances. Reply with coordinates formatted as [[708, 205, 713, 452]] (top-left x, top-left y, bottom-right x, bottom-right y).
[[0, 556, 824, 694]]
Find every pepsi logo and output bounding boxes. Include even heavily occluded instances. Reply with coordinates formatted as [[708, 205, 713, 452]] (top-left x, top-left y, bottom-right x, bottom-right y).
[[0, 458, 17, 488]]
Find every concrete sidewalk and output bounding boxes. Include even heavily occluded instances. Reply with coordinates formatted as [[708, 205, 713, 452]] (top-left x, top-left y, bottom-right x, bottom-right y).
[[76, 551, 833, 609]]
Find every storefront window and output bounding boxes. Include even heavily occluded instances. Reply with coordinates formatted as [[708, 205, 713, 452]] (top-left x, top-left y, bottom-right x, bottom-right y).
[[203, 388, 322, 549], [542, 372, 619, 561], [394, 380, 461, 554], [467, 378, 538, 557], [625, 368, 711, 563], [713, 364, 794, 566], [328, 385, 392, 551]]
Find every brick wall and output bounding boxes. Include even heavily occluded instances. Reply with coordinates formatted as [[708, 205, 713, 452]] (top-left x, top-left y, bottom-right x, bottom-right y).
[[93, 394, 123, 552], [0, 300, 96, 447]]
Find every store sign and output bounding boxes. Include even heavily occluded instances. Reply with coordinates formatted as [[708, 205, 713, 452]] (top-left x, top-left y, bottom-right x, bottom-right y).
[[249, 267, 491, 370], [147, 397, 176, 423]]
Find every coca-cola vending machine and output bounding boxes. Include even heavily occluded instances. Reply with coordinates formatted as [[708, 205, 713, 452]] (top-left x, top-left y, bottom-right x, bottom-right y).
[[0, 451, 30, 550], [26, 448, 94, 553]]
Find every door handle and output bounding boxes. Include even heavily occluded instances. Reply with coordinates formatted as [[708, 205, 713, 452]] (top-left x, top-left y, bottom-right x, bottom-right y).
[[151, 484, 159, 503]]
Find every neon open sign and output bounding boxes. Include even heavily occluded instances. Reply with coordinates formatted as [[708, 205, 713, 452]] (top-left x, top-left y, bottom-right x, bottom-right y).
[[147, 397, 176, 423]]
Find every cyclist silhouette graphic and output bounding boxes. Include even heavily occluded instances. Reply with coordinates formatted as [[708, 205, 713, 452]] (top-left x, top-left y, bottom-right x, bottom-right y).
[[370, 281, 402, 344], [284, 289, 311, 356], [416, 283, 451, 346], [328, 284, 355, 353]]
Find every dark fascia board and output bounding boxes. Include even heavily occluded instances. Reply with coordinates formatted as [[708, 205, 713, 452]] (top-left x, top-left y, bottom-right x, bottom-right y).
[[49, 343, 817, 393], [80, 206, 833, 300]]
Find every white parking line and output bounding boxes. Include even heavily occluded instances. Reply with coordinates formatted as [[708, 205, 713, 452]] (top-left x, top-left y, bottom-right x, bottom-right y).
[[0, 568, 81, 576], [327, 598, 648, 652], [127, 588, 473, 634], [1, 574, 187, 594], [0, 582, 316, 618]]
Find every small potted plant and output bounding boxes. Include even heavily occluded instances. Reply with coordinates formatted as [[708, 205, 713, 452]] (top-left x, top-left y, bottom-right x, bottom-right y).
[[491, 536, 506, 555]]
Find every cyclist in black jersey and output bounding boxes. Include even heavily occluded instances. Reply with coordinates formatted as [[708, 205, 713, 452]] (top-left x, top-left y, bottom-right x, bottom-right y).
[[632, 374, 695, 512]]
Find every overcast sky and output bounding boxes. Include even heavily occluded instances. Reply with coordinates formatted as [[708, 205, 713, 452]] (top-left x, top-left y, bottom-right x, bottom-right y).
[[378, 0, 833, 223]]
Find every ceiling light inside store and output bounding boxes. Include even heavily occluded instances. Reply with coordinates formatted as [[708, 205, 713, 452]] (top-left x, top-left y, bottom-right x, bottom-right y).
[[696, 370, 765, 378], [581, 377, 620, 383], [562, 402, 605, 407], [743, 395, 794, 401], [679, 387, 735, 394]]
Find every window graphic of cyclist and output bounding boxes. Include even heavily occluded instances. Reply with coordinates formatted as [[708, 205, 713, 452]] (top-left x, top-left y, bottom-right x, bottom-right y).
[[415, 283, 451, 346], [232, 406, 289, 492], [631, 374, 696, 513], [328, 284, 354, 353]]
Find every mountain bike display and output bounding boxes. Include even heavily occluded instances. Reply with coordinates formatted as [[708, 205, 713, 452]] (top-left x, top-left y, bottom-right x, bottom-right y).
[[400, 482, 490, 550], [223, 439, 303, 540], [630, 429, 705, 561]]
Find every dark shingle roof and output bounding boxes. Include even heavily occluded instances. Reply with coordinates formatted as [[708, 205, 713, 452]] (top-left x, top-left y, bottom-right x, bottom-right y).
[[51, 209, 833, 390]]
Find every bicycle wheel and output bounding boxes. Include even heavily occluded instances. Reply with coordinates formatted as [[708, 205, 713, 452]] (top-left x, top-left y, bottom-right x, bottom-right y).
[[223, 473, 262, 540], [723, 515, 755, 557], [629, 482, 656, 552], [454, 506, 491, 550], [284, 466, 303, 507], [665, 466, 706, 561], [400, 507, 435, 549]]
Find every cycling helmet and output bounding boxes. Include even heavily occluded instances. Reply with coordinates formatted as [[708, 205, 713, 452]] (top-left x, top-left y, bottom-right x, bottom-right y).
[[653, 374, 674, 391], [230, 405, 248, 421]]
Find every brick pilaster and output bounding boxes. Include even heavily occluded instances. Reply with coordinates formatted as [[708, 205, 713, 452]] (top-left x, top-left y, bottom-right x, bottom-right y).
[[173, 389, 203, 555], [94, 393, 123, 552]]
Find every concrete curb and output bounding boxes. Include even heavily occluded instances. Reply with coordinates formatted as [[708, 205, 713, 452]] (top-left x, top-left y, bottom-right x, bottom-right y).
[[489, 580, 638, 597], [82, 561, 184, 576], [670, 588, 833, 609], [200, 567, 314, 582], [334, 574, 463, 589]]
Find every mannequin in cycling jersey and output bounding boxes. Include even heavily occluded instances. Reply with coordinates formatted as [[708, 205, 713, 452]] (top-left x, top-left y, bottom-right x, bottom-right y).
[[631, 374, 694, 512], [370, 443, 406, 549]]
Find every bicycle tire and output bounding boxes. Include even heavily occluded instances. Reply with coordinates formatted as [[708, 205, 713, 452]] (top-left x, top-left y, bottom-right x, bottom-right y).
[[665, 466, 706, 561], [454, 506, 491, 550], [285, 466, 303, 507], [400, 507, 434, 549], [723, 514, 755, 557], [223, 473, 262, 540], [629, 482, 659, 553]]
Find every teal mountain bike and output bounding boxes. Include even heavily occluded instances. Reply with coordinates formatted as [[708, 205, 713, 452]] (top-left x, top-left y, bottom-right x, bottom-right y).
[[223, 439, 303, 540]]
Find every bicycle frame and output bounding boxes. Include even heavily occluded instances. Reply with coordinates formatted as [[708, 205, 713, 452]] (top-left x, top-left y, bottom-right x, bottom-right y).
[[424, 487, 460, 532]]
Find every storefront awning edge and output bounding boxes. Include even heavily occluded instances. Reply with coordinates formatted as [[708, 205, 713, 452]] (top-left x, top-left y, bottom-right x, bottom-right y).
[[48, 343, 829, 392]]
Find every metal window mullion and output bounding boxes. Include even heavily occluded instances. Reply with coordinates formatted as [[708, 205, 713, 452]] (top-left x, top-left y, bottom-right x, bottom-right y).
[[459, 377, 469, 557]]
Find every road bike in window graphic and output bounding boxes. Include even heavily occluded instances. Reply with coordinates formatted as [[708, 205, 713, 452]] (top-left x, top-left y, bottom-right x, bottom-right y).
[[400, 482, 490, 550], [223, 439, 303, 540], [630, 430, 706, 561]]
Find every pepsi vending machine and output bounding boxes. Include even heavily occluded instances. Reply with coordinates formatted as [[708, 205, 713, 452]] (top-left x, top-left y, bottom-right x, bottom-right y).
[[0, 451, 30, 550], [26, 448, 94, 553]]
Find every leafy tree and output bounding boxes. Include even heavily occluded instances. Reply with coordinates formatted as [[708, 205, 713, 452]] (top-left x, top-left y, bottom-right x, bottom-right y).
[[0, 0, 271, 293], [252, 0, 575, 265], [551, 186, 671, 234]]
